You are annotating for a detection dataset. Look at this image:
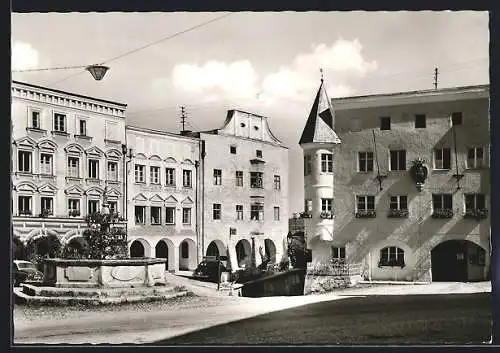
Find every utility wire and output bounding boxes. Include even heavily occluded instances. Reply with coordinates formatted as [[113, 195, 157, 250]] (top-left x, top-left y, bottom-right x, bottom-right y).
[[12, 65, 88, 73], [45, 12, 233, 86]]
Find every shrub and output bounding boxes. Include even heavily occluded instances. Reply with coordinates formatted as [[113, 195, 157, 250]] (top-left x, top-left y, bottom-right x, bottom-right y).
[[12, 235, 26, 260], [83, 212, 128, 260], [25, 233, 62, 270], [61, 237, 90, 259]]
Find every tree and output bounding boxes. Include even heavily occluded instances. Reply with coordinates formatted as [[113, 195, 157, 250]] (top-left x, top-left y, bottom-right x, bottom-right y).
[[287, 232, 311, 269], [82, 212, 128, 260]]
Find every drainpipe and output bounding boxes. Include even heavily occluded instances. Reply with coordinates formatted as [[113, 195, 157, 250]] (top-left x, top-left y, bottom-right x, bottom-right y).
[[195, 159, 200, 265], [201, 140, 206, 261]]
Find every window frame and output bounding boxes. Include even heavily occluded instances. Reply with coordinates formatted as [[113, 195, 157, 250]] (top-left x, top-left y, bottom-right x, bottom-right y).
[[39, 153, 53, 175], [53, 112, 67, 132], [182, 207, 192, 225], [451, 112, 463, 126], [466, 147, 485, 169], [358, 151, 374, 172], [18, 150, 32, 173], [250, 203, 264, 221], [18, 195, 32, 215], [150, 206, 162, 225], [356, 195, 376, 211], [213, 169, 222, 185], [134, 205, 146, 225], [414, 114, 426, 129], [88, 159, 100, 179], [165, 168, 176, 186], [183, 169, 192, 188], [40, 196, 54, 215], [212, 203, 221, 220], [107, 161, 118, 181], [379, 246, 405, 267], [150, 166, 161, 185], [321, 153, 333, 173], [274, 175, 281, 190], [88, 199, 100, 215], [235, 171, 243, 187], [434, 147, 451, 170], [273, 206, 280, 221], [236, 205, 243, 220], [134, 164, 146, 183], [389, 149, 406, 171], [380, 116, 391, 131], [165, 207, 176, 224], [250, 172, 263, 189], [67, 157, 80, 178]]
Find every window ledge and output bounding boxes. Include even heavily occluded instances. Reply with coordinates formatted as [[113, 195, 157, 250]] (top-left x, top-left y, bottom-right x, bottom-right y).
[[15, 171, 35, 177], [52, 130, 69, 137], [183, 186, 193, 189], [134, 182, 147, 185], [86, 178, 102, 183], [66, 176, 83, 181], [151, 223, 162, 226], [165, 223, 176, 226], [26, 127, 47, 133], [75, 134, 93, 141], [105, 139, 122, 145], [106, 179, 120, 184], [432, 168, 451, 172]]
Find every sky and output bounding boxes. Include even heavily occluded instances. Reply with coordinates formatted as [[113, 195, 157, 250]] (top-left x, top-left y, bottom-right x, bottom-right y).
[[11, 11, 490, 214]]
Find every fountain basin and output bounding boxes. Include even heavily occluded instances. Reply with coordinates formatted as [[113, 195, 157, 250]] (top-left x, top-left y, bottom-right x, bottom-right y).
[[43, 258, 168, 288]]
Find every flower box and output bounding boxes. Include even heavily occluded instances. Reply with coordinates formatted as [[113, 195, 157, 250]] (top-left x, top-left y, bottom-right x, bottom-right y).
[[19, 210, 32, 216], [355, 210, 376, 218], [300, 212, 312, 218], [320, 212, 333, 219], [387, 209, 409, 218], [378, 259, 405, 268], [432, 209, 453, 219], [69, 210, 81, 217], [464, 209, 488, 220]]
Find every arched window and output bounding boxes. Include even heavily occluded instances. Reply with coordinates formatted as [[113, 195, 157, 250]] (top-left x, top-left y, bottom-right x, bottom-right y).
[[379, 246, 405, 268], [181, 241, 189, 259]]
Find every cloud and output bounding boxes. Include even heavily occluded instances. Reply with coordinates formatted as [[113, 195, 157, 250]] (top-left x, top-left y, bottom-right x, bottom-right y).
[[12, 41, 40, 71]]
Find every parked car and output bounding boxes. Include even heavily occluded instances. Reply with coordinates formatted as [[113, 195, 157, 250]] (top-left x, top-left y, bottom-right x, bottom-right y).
[[192, 260, 229, 283], [12, 260, 43, 287]]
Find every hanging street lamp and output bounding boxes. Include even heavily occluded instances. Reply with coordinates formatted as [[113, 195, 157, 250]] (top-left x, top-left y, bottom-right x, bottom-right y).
[[86, 65, 109, 81]]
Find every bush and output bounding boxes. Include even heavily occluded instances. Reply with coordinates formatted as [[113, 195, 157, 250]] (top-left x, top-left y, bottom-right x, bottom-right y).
[[12, 235, 26, 260], [83, 212, 128, 260], [61, 237, 90, 259], [25, 233, 62, 270]]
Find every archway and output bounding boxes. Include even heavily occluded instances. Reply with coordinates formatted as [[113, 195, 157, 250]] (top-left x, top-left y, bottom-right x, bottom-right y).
[[431, 240, 486, 282], [130, 240, 145, 258], [264, 239, 277, 264], [62, 236, 89, 259], [179, 238, 197, 271], [235, 239, 252, 268], [12, 234, 26, 260], [206, 240, 225, 257], [155, 240, 171, 271]]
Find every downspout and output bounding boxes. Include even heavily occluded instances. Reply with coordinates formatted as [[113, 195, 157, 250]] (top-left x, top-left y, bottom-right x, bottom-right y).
[[201, 139, 206, 262], [195, 159, 200, 265]]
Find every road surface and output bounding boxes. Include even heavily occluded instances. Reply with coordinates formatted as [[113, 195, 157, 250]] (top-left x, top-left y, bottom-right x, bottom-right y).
[[159, 293, 492, 345]]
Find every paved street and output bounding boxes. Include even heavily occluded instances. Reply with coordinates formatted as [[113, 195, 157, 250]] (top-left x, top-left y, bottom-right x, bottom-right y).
[[160, 293, 492, 345], [14, 282, 491, 345]]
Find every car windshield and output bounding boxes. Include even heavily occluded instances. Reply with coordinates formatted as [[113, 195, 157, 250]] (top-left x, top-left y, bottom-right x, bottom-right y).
[[17, 262, 36, 269]]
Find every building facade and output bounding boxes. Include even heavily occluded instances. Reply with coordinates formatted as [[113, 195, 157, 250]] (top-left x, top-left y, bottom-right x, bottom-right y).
[[11, 81, 127, 248], [300, 83, 490, 282], [125, 126, 201, 272], [200, 110, 289, 270]]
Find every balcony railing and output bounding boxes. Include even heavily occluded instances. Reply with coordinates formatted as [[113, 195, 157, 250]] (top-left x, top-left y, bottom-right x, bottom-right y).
[[464, 208, 488, 220], [387, 209, 409, 218], [355, 210, 376, 218]]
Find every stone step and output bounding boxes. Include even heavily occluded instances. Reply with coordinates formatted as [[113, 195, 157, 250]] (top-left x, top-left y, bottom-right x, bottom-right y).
[[21, 283, 183, 299], [14, 287, 190, 306]]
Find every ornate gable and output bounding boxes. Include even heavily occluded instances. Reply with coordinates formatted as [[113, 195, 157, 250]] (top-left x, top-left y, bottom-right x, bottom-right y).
[[133, 193, 148, 202], [106, 187, 122, 198], [149, 154, 162, 161], [85, 146, 104, 158], [105, 148, 122, 160], [135, 152, 147, 160], [65, 184, 85, 196], [164, 157, 177, 164], [14, 136, 37, 150], [38, 183, 58, 195], [85, 186, 104, 197], [182, 158, 194, 165], [14, 181, 37, 193], [181, 196, 194, 205], [164, 195, 178, 204], [64, 143, 85, 156], [149, 194, 164, 203], [37, 139, 58, 153]]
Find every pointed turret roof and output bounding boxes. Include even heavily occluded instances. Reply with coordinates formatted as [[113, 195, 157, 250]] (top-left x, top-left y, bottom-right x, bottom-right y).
[[299, 80, 341, 145]]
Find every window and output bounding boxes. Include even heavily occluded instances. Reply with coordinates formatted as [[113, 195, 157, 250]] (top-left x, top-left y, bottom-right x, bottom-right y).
[[135, 205, 146, 224], [166, 168, 176, 186], [79, 119, 87, 135], [88, 200, 99, 215], [390, 150, 406, 171], [415, 114, 426, 128], [390, 195, 408, 210], [181, 242, 189, 259], [40, 197, 53, 214], [236, 205, 243, 220], [434, 148, 451, 169], [213, 169, 222, 185], [465, 194, 486, 211], [230, 145, 237, 154], [151, 206, 161, 225], [251, 203, 264, 221], [357, 195, 375, 211], [304, 155, 312, 176], [53, 113, 66, 132], [40, 153, 53, 175], [321, 153, 333, 173], [31, 110, 41, 129], [250, 172, 263, 188], [18, 151, 32, 173], [274, 206, 280, 221], [321, 198, 333, 212], [236, 171, 243, 187], [380, 117, 391, 130], [68, 199, 80, 214], [182, 208, 191, 224], [183, 169, 192, 188], [331, 247, 346, 261], [150, 166, 160, 184], [88, 159, 100, 179], [107, 162, 118, 181], [467, 147, 484, 168], [213, 204, 221, 220], [379, 247, 405, 267], [166, 207, 176, 224], [108, 201, 117, 214], [432, 194, 453, 210], [68, 157, 79, 177], [256, 150, 263, 158], [358, 152, 374, 172], [451, 112, 463, 126], [274, 175, 281, 190], [134, 164, 145, 183], [18, 196, 32, 215]]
